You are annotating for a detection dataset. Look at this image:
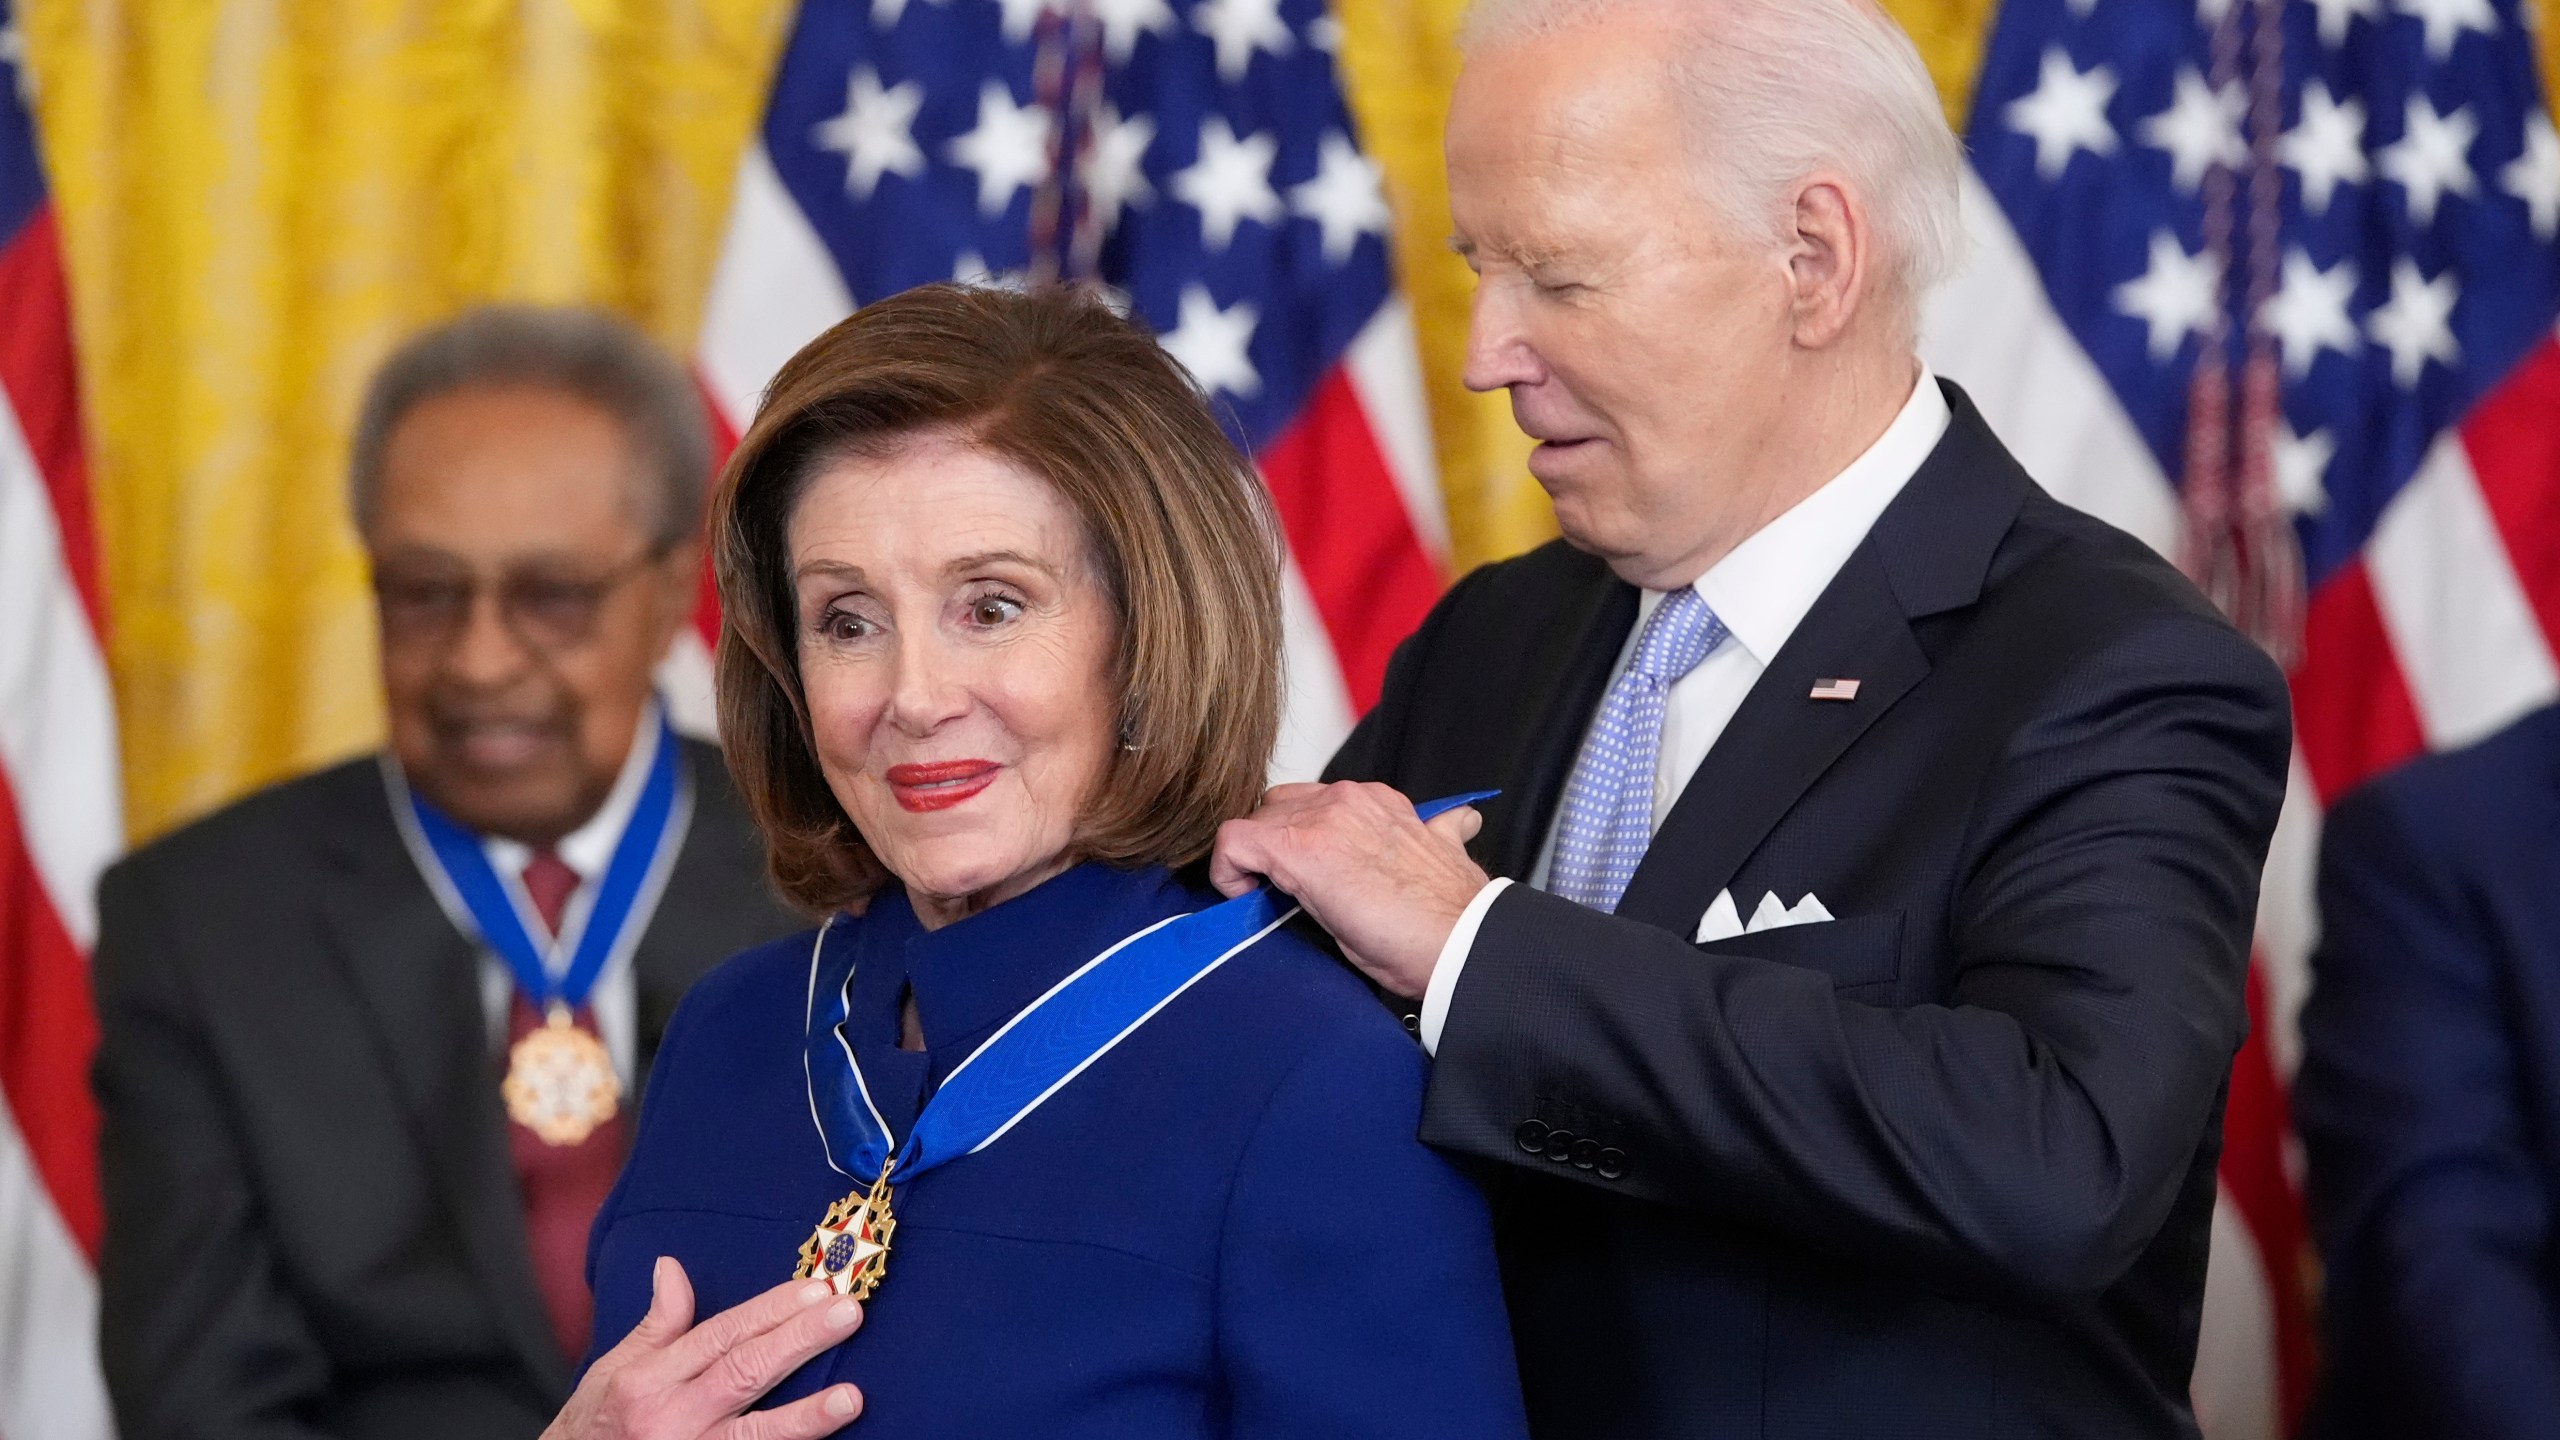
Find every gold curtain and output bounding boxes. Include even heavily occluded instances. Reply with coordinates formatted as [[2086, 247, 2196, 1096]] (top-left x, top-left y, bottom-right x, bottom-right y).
[[31, 0, 2560, 843], [24, 0, 792, 843], [1333, 0, 1549, 579]]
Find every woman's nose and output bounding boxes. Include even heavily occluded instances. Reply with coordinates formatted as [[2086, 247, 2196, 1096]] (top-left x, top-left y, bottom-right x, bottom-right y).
[[883, 634, 972, 736]]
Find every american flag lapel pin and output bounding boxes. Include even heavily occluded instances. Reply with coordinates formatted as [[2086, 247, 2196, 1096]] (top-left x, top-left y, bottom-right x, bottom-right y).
[[1809, 678, 1861, 702]]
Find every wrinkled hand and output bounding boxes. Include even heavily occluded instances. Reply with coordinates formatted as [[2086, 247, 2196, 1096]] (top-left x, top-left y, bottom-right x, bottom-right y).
[[543, 1258, 865, 1440], [1209, 782, 1488, 999]]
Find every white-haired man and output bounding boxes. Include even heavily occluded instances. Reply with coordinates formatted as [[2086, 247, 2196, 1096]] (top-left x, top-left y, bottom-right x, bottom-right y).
[[1210, 1, 2293, 1434]]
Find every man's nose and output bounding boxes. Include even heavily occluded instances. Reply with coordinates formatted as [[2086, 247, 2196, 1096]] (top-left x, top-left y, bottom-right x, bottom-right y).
[[442, 590, 537, 687], [1461, 284, 1544, 394]]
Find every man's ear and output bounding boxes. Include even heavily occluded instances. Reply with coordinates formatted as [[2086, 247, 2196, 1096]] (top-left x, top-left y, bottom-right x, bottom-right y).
[[1786, 175, 1870, 350]]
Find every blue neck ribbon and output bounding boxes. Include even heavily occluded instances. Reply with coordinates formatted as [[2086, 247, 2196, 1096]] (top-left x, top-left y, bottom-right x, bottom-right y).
[[801, 789, 1498, 1186], [398, 710, 688, 1012]]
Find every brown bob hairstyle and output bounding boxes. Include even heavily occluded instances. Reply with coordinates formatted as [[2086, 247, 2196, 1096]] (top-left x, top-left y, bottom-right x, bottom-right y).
[[712, 283, 1285, 914]]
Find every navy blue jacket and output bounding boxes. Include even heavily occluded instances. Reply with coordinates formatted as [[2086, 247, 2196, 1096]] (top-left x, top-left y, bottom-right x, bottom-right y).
[[585, 862, 1528, 1439], [1329, 384, 2294, 1438], [2297, 704, 2560, 1440]]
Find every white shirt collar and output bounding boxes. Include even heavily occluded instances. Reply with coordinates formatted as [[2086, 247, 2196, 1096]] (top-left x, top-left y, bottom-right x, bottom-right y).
[[1679, 365, 1951, 664], [482, 698, 664, 883]]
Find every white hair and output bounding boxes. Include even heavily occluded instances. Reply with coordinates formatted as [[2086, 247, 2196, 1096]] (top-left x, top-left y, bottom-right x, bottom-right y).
[[1461, 0, 1965, 329]]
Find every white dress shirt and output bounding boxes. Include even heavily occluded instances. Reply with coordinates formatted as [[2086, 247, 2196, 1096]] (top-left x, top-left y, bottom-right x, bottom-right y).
[[479, 703, 668, 1086], [1418, 368, 1952, 1054]]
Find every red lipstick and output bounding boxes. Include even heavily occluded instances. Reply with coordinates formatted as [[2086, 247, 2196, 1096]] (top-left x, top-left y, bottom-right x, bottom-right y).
[[884, 759, 999, 813]]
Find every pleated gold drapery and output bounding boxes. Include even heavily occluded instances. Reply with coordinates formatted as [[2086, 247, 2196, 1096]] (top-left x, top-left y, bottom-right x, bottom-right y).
[[23, 0, 792, 842], [31, 0, 2560, 843]]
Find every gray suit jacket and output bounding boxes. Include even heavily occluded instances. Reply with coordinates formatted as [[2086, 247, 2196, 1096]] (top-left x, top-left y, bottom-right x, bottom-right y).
[[92, 739, 802, 1440]]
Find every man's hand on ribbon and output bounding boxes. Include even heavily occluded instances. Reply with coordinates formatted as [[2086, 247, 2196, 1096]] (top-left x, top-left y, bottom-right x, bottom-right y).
[[1209, 781, 1488, 1000], [545, 1258, 865, 1440]]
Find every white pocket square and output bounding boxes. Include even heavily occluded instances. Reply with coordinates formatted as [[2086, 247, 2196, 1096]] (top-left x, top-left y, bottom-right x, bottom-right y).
[[1697, 889, 1834, 942], [1695, 890, 1745, 942]]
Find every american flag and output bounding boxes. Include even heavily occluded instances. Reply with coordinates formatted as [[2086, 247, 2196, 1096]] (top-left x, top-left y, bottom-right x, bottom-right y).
[[687, 0, 1446, 776], [1922, 0, 2560, 1433], [0, 1, 120, 1437]]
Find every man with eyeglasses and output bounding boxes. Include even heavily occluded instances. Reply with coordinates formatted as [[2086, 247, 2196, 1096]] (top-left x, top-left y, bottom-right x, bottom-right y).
[[91, 307, 801, 1440]]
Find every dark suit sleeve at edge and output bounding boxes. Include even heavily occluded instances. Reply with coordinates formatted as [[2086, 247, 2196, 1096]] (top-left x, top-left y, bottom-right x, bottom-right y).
[[1321, 562, 1479, 787], [93, 857, 336, 1440], [1420, 610, 2290, 1304], [2292, 781, 2560, 1438]]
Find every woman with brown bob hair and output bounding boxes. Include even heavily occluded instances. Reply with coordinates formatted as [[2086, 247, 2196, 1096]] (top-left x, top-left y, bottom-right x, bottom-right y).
[[548, 284, 1528, 1440]]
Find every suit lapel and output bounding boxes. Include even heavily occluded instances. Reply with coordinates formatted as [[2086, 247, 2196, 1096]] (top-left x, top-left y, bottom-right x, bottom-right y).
[[1490, 573, 1638, 881], [1614, 548, 1927, 932], [1612, 382, 2028, 934], [625, 747, 713, 1097], [318, 762, 573, 1396]]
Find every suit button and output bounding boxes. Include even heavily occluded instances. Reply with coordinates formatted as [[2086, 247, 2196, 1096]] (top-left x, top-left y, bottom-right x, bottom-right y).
[[1596, 1147, 1628, 1180], [1400, 1011, 1421, 1035], [1513, 1120, 1550, 1154], [1568, 1138, 1600, 1170], [1544, 1128, 1578, 1163]]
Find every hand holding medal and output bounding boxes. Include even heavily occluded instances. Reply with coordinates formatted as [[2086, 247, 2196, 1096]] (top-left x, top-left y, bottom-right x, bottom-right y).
[[544, 1258, 864, 1440]]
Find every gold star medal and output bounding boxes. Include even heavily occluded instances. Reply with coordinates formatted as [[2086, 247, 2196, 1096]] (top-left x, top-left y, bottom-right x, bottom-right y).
[[502, 1003, 622, 1147], [797, 1163, 897, 1300]]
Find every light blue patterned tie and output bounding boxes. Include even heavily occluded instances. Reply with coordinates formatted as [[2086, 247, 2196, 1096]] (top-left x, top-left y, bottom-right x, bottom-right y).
[[1547, 587, 1728, 913]]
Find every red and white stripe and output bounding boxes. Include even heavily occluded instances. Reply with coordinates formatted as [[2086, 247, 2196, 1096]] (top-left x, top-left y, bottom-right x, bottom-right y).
[[0, 202, 119, 1440], [1927, 164, 2560, 1440], [678, 140, 1448, 771]]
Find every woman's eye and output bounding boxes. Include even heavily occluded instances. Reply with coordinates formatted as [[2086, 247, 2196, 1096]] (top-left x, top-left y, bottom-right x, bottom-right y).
[[968, 594, 1025, 628], [816, 606, 873, 641]]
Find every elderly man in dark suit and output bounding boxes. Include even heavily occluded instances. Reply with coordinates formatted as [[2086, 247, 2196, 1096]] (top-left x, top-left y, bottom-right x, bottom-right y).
[[91, 307, 799, 1440], [1210, 0, 2293, 1436], [2295, 704, 2560, 1440]]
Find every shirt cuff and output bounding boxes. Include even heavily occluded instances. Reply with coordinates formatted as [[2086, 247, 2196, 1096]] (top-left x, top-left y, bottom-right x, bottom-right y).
[[1419, 878, 1513, 1056]]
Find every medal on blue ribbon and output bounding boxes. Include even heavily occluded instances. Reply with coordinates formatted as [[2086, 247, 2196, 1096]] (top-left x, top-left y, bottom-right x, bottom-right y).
[[793, 790, 1499, 1300], [386, 707, 693, 1146]]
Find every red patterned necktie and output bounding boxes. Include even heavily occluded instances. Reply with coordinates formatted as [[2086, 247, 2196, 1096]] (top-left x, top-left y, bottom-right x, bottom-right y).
[[508, 847, 625, 1367]]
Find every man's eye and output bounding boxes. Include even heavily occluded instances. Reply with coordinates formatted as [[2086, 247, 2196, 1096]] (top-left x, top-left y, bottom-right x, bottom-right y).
[[969, 595, 1024, 627], [379, 579, 467, 613], [512, 580, 593, 620]]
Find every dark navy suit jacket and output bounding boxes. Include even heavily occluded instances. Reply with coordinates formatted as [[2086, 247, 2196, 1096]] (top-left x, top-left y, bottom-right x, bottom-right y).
[[92, 741, 798, 1440], [2297, 704, 2560, 1440], [1329, 383, 2294, 1438], [586, 862, 1528, 1439]]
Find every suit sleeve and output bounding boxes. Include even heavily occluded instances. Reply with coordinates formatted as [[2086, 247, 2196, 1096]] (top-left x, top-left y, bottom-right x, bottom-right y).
[[1215, 1021, 1529, 1440], [93, 859, 337, 1440], [1422, 611, 2289, 1303], [1321, 563, 1480, 787], [2291, 780, 2560, 1437]]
